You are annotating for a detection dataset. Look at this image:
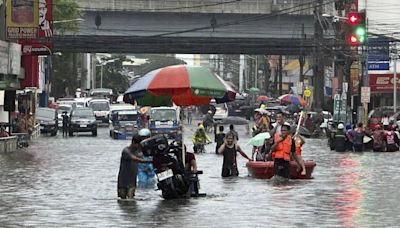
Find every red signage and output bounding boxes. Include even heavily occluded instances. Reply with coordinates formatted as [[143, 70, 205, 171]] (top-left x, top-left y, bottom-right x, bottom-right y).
[[22, 43, 53, 55], [38, 0, 53, 38], [369, 74, 400, 92]]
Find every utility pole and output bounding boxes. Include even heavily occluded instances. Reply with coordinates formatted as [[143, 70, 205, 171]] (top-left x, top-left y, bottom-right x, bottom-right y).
[[0, 1, 5, 40], [393, 46, 398, 113], [299, 23, 306, 82], [239, 55, 245, 93], [264, 56, 271, 95], [255, 56, 258, 88], [278, 55, 283, 95], [313, 0, 325, 109]]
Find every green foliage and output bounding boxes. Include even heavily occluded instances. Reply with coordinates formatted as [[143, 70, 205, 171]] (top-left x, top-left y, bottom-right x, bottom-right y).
[[134, 54, 186, 76], [96, 55, 130, 95], [51, 53, 79, 98], [53, 0, 82, 34]]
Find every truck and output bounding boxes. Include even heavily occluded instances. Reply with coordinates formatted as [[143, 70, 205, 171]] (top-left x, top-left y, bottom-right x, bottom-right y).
[[148, 106, 180, 138]]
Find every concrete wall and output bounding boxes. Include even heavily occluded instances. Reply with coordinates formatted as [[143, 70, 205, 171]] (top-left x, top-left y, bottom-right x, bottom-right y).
[[74, 0, 319, 15]]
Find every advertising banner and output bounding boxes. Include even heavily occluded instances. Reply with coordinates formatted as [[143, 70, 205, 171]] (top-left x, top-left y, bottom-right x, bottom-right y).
[[350, 67, 359, 95], [38, 0, 53, 37], [369, 74, 400, 92], [6, 0, 39, 39], [8, 42, 21, 75], [6, 0, 53, 39]]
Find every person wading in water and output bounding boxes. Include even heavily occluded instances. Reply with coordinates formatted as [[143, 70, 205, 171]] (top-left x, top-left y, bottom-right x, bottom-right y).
[[117, 134, 152, 199], [218, 132, 251, 177], [268, 124, 303, 179]]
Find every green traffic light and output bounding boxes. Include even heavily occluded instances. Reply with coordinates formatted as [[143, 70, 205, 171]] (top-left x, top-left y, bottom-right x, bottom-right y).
[[355, 27, 366, 36], [354, 26, 366, 43]]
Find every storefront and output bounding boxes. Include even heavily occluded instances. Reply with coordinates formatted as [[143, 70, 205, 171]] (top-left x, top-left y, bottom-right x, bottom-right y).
[[0, 40, 22, 127], [369, 73, 400, 108]]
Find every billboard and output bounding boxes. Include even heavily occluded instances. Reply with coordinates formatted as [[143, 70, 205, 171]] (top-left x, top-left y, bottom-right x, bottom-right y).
[[6, 0, 39, 39], [369, 74, 400, 92], [6, 0, 53, 39], [38, 0, 53, 37]]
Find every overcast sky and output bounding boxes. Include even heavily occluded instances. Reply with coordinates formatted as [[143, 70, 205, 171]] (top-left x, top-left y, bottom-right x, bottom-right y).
[[365, 0, 400, 37]]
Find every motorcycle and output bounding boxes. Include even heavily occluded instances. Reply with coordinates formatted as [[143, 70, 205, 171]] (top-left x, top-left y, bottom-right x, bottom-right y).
[[140, 135, 206, 199]]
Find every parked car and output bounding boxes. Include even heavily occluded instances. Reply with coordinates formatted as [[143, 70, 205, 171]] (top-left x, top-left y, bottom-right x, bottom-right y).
[[88, 99, 110, 123], [368, 106, 400, 130], [210, 100, 229, 120], [74, 97, 92, 108], [89, 88, 114, 102], [57, 104, 73, 127], [308, 111, 333, 127], [56, 98, 77, 108], [36, 107, 58, 136], [227, 94, 248, 117], [69, 107, 97, 136]]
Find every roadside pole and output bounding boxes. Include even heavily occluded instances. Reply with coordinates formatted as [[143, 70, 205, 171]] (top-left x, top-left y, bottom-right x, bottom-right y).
[[394, 50, 397, 113]]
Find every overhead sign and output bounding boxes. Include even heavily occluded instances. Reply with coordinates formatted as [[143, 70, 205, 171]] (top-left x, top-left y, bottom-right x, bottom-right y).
[[369, 74, 400, 92], [361, 87, 370, 103]]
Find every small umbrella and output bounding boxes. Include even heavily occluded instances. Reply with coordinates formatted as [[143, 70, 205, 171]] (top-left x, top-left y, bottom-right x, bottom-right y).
[[249, 87, 260, 93], [123, 65, 236, 106], [257, 95, 269, 102], [248, 132, 271, 147], [278, 94, 306, 106], [219, 116, 249, 125]]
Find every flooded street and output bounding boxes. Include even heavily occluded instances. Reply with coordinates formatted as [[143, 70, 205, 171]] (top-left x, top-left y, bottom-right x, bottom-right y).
[[1, 125, 400, 227]]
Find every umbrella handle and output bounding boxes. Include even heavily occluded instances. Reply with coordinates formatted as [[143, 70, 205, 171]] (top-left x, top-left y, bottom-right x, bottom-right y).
[[294, 111, 303, 138]]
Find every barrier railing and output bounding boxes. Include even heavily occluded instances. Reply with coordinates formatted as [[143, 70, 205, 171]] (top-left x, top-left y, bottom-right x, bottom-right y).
[[30, 124, 41, 140], [0, 136, 18, 153]]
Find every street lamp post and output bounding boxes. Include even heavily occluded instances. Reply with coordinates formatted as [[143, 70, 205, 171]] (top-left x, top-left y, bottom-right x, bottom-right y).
[[97, 58, 118, 88]]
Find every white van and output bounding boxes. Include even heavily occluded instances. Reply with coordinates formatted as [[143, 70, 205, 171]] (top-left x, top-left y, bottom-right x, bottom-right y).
[[88, 99, 110, 123], [74, 97, 92, 108]]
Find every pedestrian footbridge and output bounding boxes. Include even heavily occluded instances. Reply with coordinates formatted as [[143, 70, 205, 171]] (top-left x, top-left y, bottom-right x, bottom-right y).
[[53, 1, 333, 54]]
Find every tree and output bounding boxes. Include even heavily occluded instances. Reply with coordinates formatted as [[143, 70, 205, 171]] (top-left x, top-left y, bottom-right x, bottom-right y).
[[134, 54, 186, 76], [50, 0, 82, 99], [95, 55, 130, 95], [51, 53, 79, 98], [53, 0, 82, 35]]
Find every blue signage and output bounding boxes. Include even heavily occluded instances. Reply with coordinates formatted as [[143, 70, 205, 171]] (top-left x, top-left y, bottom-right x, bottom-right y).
[[368, 37, 390, 62], [368, 62, 390, 70]]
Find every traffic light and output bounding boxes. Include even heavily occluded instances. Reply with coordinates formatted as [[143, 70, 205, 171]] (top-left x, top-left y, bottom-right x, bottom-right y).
[[346, 11, 366, 46]]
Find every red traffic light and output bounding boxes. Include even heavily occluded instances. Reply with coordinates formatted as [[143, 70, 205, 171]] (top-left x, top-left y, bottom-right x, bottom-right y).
[[348, 34, 359, 46], [347, 12, 360, 25]]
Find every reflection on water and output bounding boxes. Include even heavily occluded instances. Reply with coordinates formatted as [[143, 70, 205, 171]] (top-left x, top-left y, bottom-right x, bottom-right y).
[[1, 128, 400, 227]]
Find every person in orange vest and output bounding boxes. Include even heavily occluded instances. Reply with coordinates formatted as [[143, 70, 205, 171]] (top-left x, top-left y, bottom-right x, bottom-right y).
[[268, 124, 303, 179]]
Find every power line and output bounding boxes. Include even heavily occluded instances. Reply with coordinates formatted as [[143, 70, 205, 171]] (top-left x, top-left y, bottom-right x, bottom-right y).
[[151, 0, 335, 37], [30, 0, 243, 12]]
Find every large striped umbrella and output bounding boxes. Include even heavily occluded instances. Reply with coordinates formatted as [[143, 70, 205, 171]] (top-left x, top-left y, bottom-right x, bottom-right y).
[[278, 94, 306, 106], [123, 65, 236, 106]]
